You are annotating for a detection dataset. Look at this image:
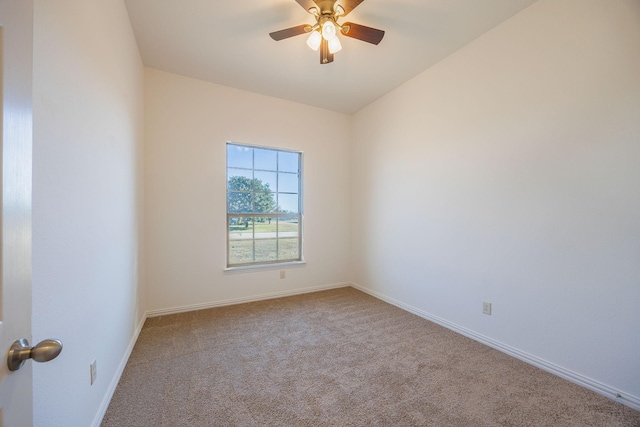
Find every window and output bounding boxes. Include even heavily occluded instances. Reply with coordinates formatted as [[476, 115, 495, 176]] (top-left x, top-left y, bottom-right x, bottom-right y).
[[226, 143, 303, 267]]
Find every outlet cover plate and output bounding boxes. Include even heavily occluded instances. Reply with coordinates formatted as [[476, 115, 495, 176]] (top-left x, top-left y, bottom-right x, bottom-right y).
[[483, 302, 492, 315], [90, 359, 97, 385]]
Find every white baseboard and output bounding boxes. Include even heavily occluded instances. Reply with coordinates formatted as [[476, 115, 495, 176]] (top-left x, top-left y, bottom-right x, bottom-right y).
[[91, 316, 146, 427], [350, 282, 640, 412], [92, 280, 639, 426], [146, 282, 351, 318]]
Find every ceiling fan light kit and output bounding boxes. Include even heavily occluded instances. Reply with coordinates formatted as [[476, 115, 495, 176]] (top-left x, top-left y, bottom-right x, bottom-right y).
[[306, 30, 322, 50], [328, 35, 342, 54], [269, 0, 385, 64]]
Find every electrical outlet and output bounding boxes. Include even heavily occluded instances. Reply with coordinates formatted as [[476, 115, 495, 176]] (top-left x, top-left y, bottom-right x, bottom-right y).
[[483, 302, 492, 315], [280, 270, 285, 279], [90, 359, 97, 385]]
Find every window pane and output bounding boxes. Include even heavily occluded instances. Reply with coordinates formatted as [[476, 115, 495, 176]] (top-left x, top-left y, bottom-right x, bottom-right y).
[[278, 172, 298, 194], [229, 240, 254, 265], [255, 239, 277, 262], [277, 193, 299, 213], [255, 219, 277, 263], [228, 192, 253, 213], [227, 168, 253, 190], [278, 151, 299, 173], [278, 217, 299, 235], [255, 148, 277, 171], [254, 217, 277, 238], [254, 171, 277, 192], [256, 218, 278, 261], [229, 216, 253, 237], [229, 218, 254, 265], [253, 192, 276, 213], [278, 238, 299, 261], [227, 145, 253, 169]]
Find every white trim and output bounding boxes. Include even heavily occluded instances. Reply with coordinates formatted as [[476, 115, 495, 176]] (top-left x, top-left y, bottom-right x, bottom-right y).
[[91, 315, 147, 427], [224, 260, 306, 273], [146, 282, 350, 318], [350, 283, 640, 411], [93, 280, 639, 426]]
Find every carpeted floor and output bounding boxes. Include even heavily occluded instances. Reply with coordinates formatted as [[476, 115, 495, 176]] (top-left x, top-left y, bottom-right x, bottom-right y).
[[102, 287, 640, 426]]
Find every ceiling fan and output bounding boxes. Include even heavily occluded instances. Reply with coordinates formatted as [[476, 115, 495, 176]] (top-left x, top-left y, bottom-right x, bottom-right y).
[[269, 0, 385, 64]]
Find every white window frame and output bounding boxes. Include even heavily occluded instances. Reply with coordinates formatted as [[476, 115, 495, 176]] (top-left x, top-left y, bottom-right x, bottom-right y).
[[226, 142, 304, 268]]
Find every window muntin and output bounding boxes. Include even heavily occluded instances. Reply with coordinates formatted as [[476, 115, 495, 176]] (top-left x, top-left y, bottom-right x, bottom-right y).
[[227, 143, 302, 267]]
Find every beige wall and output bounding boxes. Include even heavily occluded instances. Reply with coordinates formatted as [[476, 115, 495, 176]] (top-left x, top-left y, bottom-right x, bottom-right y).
[[144, 69, 352, 313], [351, 0, 640, 406], [32, 0, 145, 425]]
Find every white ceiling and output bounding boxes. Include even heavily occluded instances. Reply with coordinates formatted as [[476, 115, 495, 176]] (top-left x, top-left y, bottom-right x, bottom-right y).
[[124, 0, 537, 114]]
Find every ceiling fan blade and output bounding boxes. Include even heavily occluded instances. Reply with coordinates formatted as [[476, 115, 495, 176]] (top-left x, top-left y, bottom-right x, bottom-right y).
[[269, 25, 310, 41], [341, 22, 385, 45], [336, 0, 366, 16], [320, 38, 334, 64], [296, 0, 317, 13]]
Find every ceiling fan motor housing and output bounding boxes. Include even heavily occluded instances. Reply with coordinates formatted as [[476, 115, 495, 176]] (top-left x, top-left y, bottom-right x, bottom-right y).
[[315, 0, 339, 15]]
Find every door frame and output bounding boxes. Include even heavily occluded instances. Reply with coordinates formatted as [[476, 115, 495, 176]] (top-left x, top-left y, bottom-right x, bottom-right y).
[[0, 0, 35, 425]]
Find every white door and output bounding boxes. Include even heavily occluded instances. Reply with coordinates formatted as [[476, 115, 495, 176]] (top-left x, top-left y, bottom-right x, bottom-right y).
[[0, 0, 35, 425]]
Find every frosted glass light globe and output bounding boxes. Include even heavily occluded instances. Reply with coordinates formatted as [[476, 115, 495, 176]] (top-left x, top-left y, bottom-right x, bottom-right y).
[[322, 21, 337, 40]]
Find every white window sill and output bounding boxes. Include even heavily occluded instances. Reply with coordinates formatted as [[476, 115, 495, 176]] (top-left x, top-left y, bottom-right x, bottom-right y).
[[224, 260, 306, 274]]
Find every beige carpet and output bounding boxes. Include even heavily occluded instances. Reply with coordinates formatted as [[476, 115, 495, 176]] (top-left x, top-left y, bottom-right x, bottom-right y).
[[102, 287, 640, 426]]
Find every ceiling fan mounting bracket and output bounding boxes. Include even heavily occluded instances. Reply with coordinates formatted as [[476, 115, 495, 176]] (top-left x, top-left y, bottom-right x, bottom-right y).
[[315, 0, 338, 15]]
